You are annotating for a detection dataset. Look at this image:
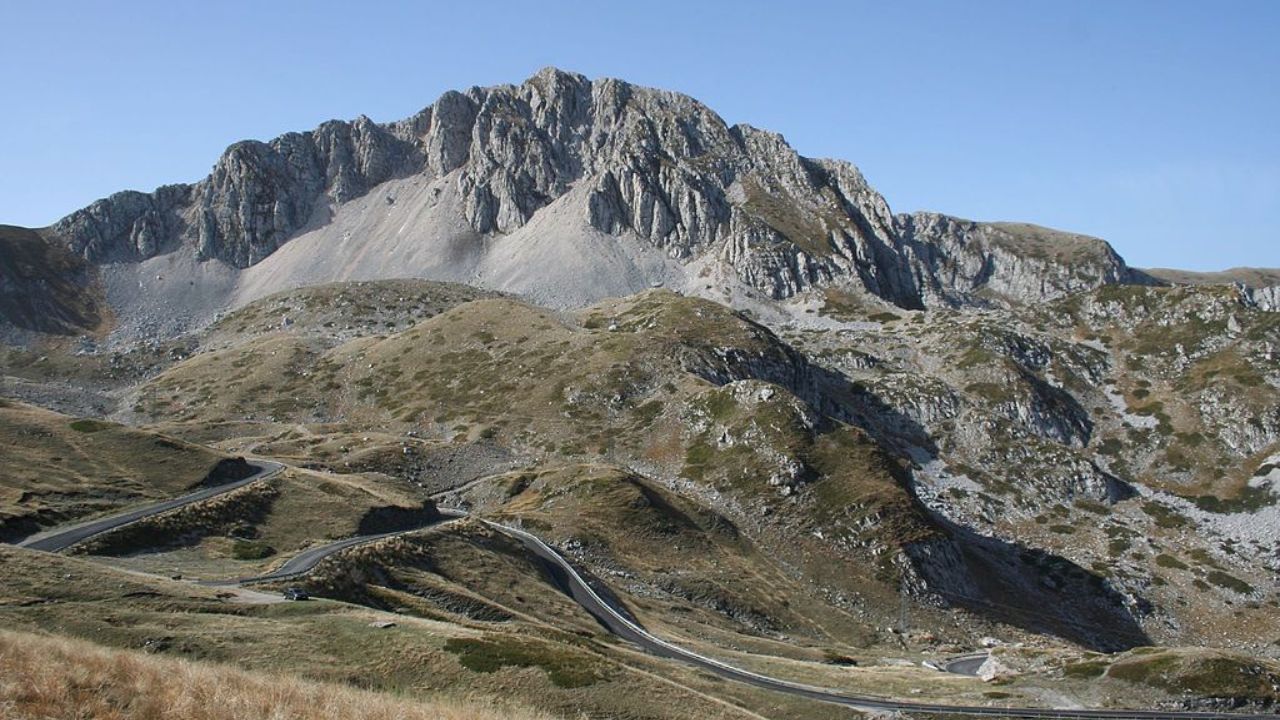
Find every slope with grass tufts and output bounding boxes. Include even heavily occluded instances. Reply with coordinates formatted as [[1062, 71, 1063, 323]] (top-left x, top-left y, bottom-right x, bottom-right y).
[[0, 629, 563, 720], [0, 399, 245, 542]]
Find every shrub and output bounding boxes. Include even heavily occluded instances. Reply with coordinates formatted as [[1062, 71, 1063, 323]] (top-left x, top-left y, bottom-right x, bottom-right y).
[[1206, 570, 1254, 595], [1064, 660, 1108, 679], [231, 540, 275, 560], [1142, 502, 1189, 529], [69, 419, 110, 433]]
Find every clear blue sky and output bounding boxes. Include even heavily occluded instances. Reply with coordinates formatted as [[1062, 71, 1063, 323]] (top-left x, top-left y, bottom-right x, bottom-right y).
[[2, 1, 1276, 270]]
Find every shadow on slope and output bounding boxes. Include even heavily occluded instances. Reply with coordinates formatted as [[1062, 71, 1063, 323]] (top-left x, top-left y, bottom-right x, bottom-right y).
[[787, 352, 1150, 651], [930, 517, 1152, 651], [0, 225, 103, 335]]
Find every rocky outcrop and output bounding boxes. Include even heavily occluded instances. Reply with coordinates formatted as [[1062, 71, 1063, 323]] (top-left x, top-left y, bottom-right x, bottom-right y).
[[43, 67, 1146, 310], [895, 213, 1148, 306], [198, 456, 257, 487], [52, 117, 423, 268], [1240, 284, 1280, 312]]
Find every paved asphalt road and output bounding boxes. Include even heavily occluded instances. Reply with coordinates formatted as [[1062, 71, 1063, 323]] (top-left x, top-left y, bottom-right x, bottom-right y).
[[13, 484, 1272, 718], [477, 519, 1275, 720], [203, 509, 468, 587], [943, 653, 989, 676], [188, 508, 1280, 719], [17, 460, 284, 553]]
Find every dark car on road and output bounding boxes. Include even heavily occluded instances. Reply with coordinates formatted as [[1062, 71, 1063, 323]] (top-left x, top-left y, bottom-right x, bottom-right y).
[[282, 587, 309, 601]]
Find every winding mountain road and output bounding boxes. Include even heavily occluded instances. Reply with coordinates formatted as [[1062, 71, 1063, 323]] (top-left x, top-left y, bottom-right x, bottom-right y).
[[11, 475, 1272, 719], [16, 460, 284, 552], [942, 653, 989, 676], [472, 518, 1273, 719], [201, 509, 469, 586]]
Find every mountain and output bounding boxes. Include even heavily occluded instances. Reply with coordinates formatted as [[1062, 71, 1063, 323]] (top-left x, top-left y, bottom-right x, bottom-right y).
[[1146, 267, 1280, 289], [1147, 267, 1280, 311], [5, 68, 1280, 717], [26, 67, 1165, 342], [6, 275, 1277, 715]]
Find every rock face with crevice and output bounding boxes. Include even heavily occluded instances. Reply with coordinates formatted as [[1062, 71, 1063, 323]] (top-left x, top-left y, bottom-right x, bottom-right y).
[[40, 67, 1151, 315], [53, 116, 424, 268]]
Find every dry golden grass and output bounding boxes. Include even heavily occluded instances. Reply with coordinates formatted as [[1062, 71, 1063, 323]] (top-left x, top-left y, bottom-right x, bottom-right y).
[[0, 400, 232, 542], [76, 467, 426, 563], [0, 629, 563, 720]]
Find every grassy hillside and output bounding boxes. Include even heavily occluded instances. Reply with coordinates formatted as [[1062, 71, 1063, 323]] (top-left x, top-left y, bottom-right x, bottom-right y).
[[0, 399, 240, 541], [782, 280, 1280, 653], [133, 292, 942, 605], [0, 628, 561, 720], [5, 275, 1280, 712], [127, 289, 1177, 652], [440, 463, 894, 646], [986, 222, 1118, 265], [0, 545, 857, 720], [1145, 266, 1280, 289], [75, 466, 435, 580], [1054, 284, 1280, 499], [205, 279, 499, 345]]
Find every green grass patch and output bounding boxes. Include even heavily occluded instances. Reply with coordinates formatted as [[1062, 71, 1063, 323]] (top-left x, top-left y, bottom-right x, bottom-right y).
[[1107, 652, 1280, 702], [1063, 660, 1108, 679], [682, 442, 715, 481], [632, 400, 664, 427], [1108, 654, 1180, 684], [231, 540, 276, 560], [1181, 485, 1276, 514], [1142, 501, 1190, 529], [1187, 548, 1223, 569], [1206, 570, 1254, 595], [702, 390, 737, 421], [965, 381, 1015, 403], [68, 419, 110, 433], [444, 636, 606, 688], [1074, 499, 1110, 515]]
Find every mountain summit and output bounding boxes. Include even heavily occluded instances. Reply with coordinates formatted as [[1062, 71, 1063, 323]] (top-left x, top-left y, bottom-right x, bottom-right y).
[[6, 68, 1280, 717], [28, 68, 1151, 339]]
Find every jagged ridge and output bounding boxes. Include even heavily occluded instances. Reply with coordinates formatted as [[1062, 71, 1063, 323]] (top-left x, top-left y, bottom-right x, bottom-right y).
[[43, 68, 1145, 311]]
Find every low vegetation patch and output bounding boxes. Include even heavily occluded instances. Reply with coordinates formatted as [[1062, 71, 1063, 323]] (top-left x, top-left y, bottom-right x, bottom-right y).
[[1063, 659, 1108, 679], [1205, 570, 1254, 595], [1181, 485, 1276, 514], [1141, 501, 1190, 529], [1155, 554, 1188, 570], [821, 650, 859, 666], [1107, 649, 1280, 705], [230, 540, 276, 560], [444, 636, 608, 689], [68, 419, 110, 433]]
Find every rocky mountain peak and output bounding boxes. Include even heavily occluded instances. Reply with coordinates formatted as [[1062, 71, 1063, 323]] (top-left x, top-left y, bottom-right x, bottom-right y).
[[43, 67, 1153, 316]]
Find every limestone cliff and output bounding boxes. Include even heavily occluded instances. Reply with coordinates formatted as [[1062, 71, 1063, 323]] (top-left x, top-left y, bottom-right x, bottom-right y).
[[41, 68, 1151, 313]]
